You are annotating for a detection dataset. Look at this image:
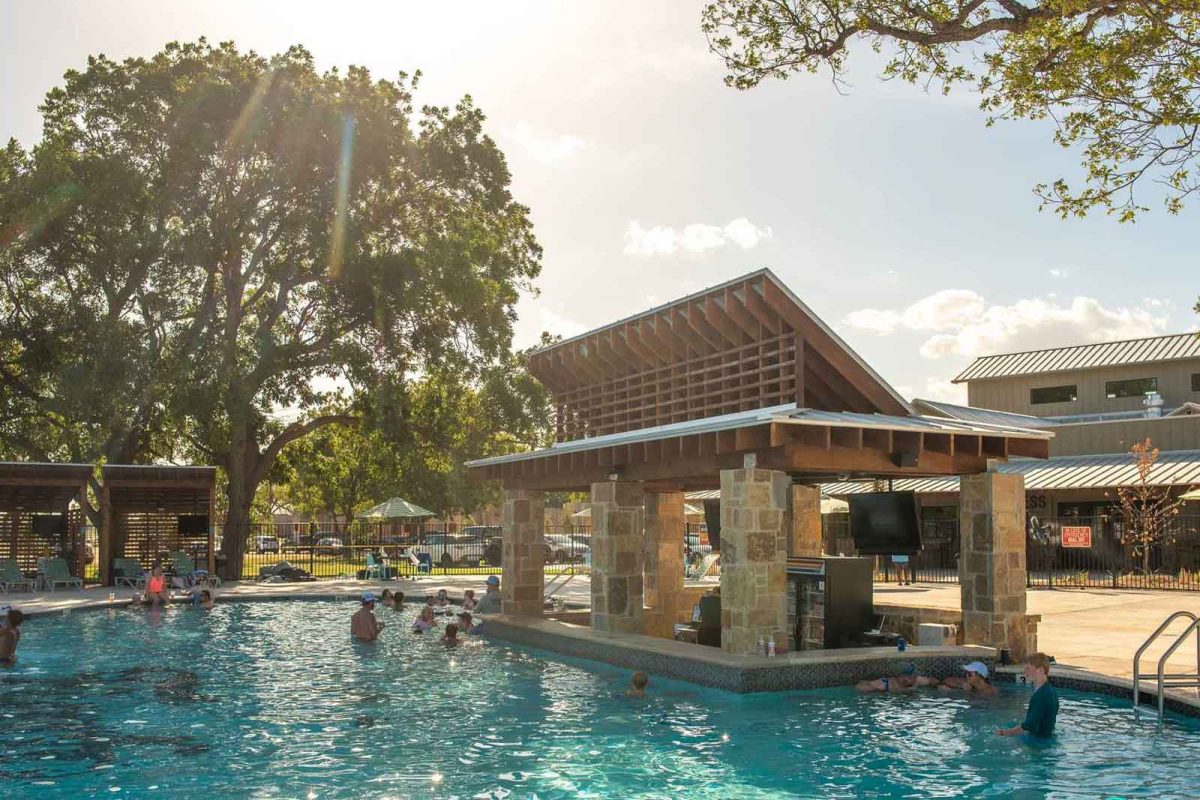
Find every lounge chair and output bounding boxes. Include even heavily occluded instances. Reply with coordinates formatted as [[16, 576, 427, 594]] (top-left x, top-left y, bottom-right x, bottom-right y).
[[364, 552, 394, 580], [112, 557, 148, 590], [38, 557, 83, 592], [0, 558, 35, 594], [169, 551, 221, 588]]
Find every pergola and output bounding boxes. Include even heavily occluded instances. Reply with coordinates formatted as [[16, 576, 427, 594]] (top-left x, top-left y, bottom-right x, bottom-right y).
[[0, 462, 92, 579], [469, 269, 1052, 658], [99, 465, 217, 584]]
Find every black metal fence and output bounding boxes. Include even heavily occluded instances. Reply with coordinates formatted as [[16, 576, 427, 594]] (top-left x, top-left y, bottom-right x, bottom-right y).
[[229, 522, 593, 581], [822, 513, 1200, 591]]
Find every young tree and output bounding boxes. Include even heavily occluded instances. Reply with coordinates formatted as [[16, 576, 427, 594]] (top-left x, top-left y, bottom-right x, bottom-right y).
[[702, 2, 1200, 220], [1115, 438, 1186, 574], [1, 40, 541, 578]]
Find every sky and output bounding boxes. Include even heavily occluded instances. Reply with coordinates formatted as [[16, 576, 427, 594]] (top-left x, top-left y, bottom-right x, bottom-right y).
[[2, 1, 1197, 405]]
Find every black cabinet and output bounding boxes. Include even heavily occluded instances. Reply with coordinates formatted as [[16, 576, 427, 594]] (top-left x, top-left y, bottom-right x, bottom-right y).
[[787, 556, 874, 650]]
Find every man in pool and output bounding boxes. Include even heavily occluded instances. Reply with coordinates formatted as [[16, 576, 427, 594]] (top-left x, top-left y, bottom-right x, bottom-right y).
[[473, 575, 502, 615], [997, 652, 1058, 738], [0, 607, 24, 665], [351, 593, 385, 642], [855, 664, 940, 693], [456, 610, 482, 634], [626, 671, 649, 697], [939, 661, 998, 697]]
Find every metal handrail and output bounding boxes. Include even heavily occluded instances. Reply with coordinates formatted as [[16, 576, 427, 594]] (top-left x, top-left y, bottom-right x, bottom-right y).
[[1131, 610, 1198, 715], [1155, 617, 1200, 719]]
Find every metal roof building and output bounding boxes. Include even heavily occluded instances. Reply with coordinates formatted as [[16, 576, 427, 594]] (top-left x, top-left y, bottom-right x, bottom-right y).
[[821, 449, 1200, 496], [911, 398, 1059, 429], [953, 332, 1200, 383]]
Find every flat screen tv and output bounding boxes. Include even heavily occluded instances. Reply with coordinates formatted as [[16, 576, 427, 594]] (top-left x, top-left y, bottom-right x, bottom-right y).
[[31, 514, 66, 537], [702, 499, 721, 552], [848, 492, 922, 555], [178, 514, 210, 535]]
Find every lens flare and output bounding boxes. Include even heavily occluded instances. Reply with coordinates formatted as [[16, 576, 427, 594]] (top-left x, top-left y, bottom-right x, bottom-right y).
[[226, 69, 275, 151], [328, 113, 355, 278]]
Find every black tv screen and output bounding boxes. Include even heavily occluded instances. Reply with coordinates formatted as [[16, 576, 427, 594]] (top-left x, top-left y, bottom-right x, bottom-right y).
[[178, 514, 210, 535], [31, 514, 66, 537], [848, 492, 922, 555]]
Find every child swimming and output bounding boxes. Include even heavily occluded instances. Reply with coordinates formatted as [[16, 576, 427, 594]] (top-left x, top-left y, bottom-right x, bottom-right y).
[[412, 606, 438, 633]]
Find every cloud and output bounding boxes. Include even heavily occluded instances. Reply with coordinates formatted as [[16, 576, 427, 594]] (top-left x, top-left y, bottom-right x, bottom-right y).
[[844, 291, 1169, 360], [921, 377, 968, 405], [623, 217, 773, 257], [1049, 268, 1069, 279], [502, 123, 590, 164]]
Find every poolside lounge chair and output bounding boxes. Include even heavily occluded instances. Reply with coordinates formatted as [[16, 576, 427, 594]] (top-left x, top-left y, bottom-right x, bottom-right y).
[[403, 550, 433, 575], [169, 551, 221, 588], [38, 557, 83, 592], [364, 552, 394, 580], [112, 558, 148, 590], [0, 558, 35, 594]]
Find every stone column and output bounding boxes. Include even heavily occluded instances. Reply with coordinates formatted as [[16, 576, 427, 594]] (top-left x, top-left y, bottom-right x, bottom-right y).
[[719, 468, 790, 655], [590, 481, 645, 634], [787, 484, 823, 557], [501, 488, 545, 616], [959, 472, 1028, 660], [643, 491, 685, 639]]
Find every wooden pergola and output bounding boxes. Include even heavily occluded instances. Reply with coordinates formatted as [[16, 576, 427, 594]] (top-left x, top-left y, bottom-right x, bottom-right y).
[[0, 462, 92, 580], [99, 465, 217, 584]]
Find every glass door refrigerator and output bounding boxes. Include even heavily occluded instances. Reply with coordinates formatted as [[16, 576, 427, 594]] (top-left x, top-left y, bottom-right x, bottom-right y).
[[787, 556, 874, 650]]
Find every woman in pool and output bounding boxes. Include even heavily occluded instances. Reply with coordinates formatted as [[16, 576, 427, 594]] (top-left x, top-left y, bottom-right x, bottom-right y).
[[939, 662, 998, 697], [145, 564, 170, 606], [412, 606, 438, 633], [856, 665, 939, 693], [461, 589, 478, 611]]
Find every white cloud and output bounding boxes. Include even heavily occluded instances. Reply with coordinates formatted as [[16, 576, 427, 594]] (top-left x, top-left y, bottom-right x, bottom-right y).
[[623, 217, 773, 257], [844, 291, 1169, 361], [921, 377, 968, 405], [502, 123, 590, 164], [1049, 268, 1069, 279], [536, 306, 589, 341]]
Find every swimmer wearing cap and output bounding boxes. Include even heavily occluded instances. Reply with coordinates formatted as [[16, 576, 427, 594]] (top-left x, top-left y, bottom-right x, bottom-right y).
[[351, 592, 386, 642], [939, 661, 998, 697]]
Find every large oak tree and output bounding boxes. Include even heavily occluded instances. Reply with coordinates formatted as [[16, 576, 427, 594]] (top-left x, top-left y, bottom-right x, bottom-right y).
[[703, 1, 1200, 220], [0, 40, 541, 578]]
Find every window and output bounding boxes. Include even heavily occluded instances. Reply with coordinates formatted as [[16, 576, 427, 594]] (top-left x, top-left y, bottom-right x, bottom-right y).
[[1105, 377, 1158, 399], [1030, 384, 1077, 405], [1192, 373, 1200, 392]]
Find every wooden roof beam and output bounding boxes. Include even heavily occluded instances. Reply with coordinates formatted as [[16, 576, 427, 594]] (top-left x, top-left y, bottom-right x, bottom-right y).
[[741, 282, 782, 335], [721, 287, 763, 339], [702, 295, 748, 347]]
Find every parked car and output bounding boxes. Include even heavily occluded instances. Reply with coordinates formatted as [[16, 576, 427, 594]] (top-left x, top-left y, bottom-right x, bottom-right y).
[[422, 532, 482, 567], [316, 536, 344, 548], [254, 536, 280, 554], [545, 533, 588, 563]]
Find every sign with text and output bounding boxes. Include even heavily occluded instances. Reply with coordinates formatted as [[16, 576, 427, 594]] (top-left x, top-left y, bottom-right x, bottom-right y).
[[1061, 526, 1093, 548]]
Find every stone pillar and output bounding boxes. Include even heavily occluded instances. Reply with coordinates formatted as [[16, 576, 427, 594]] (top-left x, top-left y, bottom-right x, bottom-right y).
[[719, 468, 790, 655], [959, 472, 1029, 660], [501, 488, 545, 616], [787, 484, 823, 557], [643, 491, 685, 639], [590, 481, 645, 634]]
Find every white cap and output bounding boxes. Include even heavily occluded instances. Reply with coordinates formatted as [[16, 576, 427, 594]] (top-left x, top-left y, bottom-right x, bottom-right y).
[[962, 661, 989, 679]]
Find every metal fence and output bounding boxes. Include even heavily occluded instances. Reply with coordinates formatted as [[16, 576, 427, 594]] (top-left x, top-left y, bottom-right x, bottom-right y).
[[229, 522, 593, 581], [822, 513, 1200, 591]]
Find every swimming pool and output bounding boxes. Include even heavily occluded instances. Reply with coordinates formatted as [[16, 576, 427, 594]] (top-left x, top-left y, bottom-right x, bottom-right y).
[[3, 600, 1198, 799]]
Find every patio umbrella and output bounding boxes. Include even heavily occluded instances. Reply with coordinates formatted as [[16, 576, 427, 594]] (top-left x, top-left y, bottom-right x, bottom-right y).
[[359, 497, 435, 520]]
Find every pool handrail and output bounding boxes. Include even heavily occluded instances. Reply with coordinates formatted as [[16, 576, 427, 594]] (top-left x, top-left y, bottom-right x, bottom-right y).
[[1132, 610, 1199, 718]]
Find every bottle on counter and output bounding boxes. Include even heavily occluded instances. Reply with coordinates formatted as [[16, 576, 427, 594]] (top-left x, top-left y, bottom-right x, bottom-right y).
[[757, 636, 766, 657], [767, 635, 776, 657]]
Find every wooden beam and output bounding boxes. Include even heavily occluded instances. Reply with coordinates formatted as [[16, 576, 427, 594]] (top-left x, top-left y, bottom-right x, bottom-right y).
[[830, 426, 863, 449], [794, 337, 805, 407]]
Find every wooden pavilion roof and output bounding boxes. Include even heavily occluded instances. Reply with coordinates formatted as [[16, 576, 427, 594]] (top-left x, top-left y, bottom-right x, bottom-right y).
[[527, 269, 911, 442], [0, 462, 92, 512], [101, 465, 215, 513]]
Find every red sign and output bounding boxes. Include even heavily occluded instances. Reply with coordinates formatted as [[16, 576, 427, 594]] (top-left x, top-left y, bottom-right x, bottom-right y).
[[1061, 526, 1092, 548]]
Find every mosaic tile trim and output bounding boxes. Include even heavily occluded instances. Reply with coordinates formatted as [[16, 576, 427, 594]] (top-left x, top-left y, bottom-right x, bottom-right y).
[[994, 670, 1200, 719]]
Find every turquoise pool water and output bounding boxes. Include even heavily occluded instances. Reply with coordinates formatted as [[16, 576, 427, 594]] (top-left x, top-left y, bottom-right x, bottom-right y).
[[3, 600, 1198, 799]]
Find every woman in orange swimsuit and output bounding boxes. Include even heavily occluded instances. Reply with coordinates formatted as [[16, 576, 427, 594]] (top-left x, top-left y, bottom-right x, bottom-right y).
[[146, 564, 170, 606]]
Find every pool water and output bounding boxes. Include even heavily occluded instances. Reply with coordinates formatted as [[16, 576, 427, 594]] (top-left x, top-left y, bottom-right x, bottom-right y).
[[3, 600, 1198, 799]]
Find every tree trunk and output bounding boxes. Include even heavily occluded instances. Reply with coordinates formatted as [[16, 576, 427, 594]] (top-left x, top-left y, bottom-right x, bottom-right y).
[[218, 422, 258, 581]]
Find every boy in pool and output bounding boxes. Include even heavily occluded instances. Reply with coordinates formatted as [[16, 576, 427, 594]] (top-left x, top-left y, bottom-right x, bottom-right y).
[[380, 589, 394, 610], [939, 661, 997, 697], [433, 589, 450, 608], [626, 671, 649, 698], [456, 610, 482, 634], [441, 623, 460, 646], [198, 589, 215, 610], [996, 652, 1059, 738], [392, 591, 405, 611], [0, 608, 24, 665]]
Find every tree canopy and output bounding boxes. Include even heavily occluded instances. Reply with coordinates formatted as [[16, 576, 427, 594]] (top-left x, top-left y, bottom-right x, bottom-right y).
[[0, 39, 543, 576], [702, 1, 1200, 220]]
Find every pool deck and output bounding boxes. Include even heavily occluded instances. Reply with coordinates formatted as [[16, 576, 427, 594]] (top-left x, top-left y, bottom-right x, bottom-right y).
[[6, 577, 1199, 708]]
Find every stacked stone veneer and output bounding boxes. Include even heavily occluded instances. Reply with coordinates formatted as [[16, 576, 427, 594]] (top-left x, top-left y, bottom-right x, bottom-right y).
[[643, 491, 684, 639], [590, 481, 646, 634], [959, 472, 1029, 660], [788, 484, 823, 557], [719, 468, 790, 655], [501, 488, 545, 616]]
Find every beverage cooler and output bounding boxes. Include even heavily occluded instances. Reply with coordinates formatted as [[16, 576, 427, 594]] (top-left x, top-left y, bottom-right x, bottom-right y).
[[787, 556, 874, 650]]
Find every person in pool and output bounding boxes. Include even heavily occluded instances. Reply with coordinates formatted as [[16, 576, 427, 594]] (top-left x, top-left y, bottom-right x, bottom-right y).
[[456, 610, 482, 634], [441, 623, 460, 647], [0, 608, 24, 665], [380, 589, 395, 610], [461, 589, 478, 612], [351, 593, 385, 642], [145, 563, 170, 606], [939, 661, 998, 697], [433, 589, 450, 609], [997, 652, 1059, 739], [626, 671, 649, 698], [412, 605, 438, 633], [855, 664, 940, 693], [392, 590, 405, 612], [197, 589, 215, 610], [473, 575, 502, 615]]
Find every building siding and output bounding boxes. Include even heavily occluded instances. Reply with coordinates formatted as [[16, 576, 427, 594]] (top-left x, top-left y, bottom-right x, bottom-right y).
[[966, 360, 1200, 418], [1048, 415, 1200, 457]]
